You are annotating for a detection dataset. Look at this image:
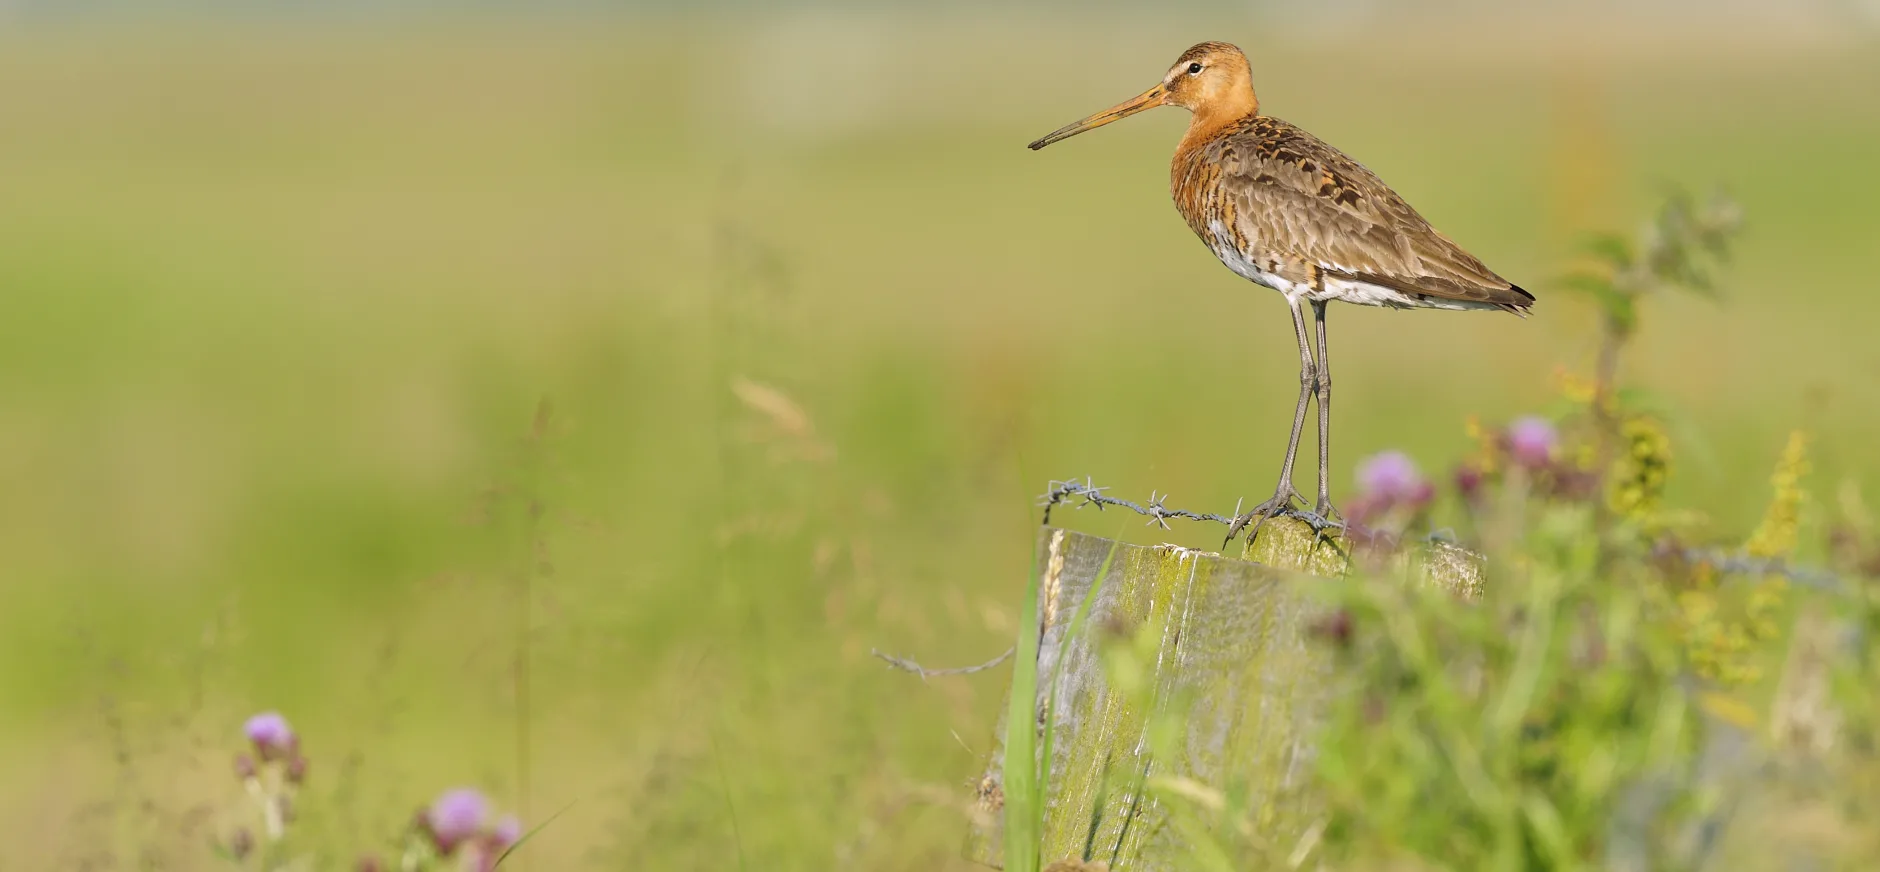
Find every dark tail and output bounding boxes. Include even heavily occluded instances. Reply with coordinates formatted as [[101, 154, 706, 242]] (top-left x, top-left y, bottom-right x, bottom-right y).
[[1498, 282, 1536, 317]]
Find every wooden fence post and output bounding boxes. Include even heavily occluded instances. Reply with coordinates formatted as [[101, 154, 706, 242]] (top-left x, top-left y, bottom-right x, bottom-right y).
[[964, 518, 1482, 869]]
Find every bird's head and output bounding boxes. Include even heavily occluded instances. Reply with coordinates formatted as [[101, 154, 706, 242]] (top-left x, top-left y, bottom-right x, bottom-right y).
[[1027, 42, 1257, 151]]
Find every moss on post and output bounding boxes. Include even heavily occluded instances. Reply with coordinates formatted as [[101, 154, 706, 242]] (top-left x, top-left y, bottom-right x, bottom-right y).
[[965, 523, 1482, 869], [1241, 516, 1484, 600]]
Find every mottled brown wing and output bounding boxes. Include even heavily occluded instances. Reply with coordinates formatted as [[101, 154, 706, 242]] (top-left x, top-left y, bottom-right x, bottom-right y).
[[1213, 116, 1533, 312]]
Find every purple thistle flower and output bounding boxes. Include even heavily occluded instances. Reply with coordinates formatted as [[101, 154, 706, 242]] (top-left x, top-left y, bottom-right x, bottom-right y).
[[1506, 416, 1558, 471], [243, 712, 296, 761], [1355, 451, 1426, 504], [426, 789, 490, 854]]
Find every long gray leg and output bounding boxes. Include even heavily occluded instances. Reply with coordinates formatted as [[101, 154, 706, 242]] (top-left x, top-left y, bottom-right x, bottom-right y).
[[1274, 297, 1316, 494], [1228, 297, 1315, 543], [1311, 301, 1341, 523]]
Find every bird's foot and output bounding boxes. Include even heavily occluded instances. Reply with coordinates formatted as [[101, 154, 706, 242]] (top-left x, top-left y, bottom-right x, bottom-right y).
[[1224, 488, 1307, 547]]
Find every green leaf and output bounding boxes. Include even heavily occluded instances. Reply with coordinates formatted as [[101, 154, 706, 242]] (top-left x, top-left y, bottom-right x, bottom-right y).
[[1147, 779, 1242, 872], [1578, 231, 1636, 266], [1520, 793, 1576, 868], [1557, 272, 1616, 296], [207, 840, 239, 865], [1608, 293, 1639, 335], [1558, 271, 1637, 329]]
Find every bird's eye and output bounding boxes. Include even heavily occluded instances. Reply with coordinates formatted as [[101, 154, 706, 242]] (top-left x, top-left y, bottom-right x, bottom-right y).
[[1187, 62, 1203, 75]]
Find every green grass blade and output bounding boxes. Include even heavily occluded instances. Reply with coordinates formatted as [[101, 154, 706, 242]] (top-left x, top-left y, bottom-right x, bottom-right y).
[[1003, 533, 1047, 872], [496, 799, 579, 867]]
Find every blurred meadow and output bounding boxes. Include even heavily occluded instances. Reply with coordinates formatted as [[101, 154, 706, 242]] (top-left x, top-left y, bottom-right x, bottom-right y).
[[1, 1, 1878, 868]]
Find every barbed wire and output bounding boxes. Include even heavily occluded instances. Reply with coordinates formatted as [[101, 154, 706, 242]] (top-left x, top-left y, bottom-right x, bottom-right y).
[[1038, 475, 1859, 594], [1038, 477, 1240, 531], [871, 647, 1014, 682], [1663, 546, 1849, 593], [1039, 476, 1395, 551]]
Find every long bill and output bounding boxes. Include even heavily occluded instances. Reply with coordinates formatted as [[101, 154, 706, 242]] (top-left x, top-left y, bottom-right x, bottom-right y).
[[1026, 83, 1167, 150]]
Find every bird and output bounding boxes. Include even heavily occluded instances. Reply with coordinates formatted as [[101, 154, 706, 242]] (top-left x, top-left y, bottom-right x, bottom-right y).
[[1027, 41, 1533, 542]]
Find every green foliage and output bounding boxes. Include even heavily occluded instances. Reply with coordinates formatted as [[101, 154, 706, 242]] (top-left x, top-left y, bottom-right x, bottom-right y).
[[1316, 504, 1704, 870], [1563, 189, 1744, 341]]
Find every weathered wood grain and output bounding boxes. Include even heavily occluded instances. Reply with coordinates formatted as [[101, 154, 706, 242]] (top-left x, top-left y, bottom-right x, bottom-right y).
[[966, 518, 1481, 869]]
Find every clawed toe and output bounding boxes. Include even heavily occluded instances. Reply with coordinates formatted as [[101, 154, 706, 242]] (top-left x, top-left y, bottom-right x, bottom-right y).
[[1301, 502, 1346, 535], [1223, 490, 1306, 546], [1293, 510, 1346, 536]]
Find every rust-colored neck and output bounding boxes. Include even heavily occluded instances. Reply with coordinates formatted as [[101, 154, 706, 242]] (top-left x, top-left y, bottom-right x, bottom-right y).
[[1177, 88, 1259, 158]]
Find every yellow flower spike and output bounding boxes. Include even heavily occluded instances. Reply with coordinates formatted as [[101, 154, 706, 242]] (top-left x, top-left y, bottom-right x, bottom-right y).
[[1745, 576, 1789, 643], [1551, 366, 1598, 405], [1747, 431, 1810, 560], [1461, 413, 1506, 476], [1676, 431, 1809, 688], [1608, 415, 1672, 525]]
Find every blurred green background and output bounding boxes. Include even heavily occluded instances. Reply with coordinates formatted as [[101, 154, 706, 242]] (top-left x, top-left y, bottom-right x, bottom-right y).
[[0, 1, 1876, 868]]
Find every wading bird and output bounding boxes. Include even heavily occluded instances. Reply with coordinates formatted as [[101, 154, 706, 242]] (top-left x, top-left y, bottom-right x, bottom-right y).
[[1028, 41, 1532, 540]]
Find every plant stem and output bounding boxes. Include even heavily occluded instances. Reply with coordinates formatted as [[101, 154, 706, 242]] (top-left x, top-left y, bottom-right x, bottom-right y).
[[1590, 315, 1626, 550]]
